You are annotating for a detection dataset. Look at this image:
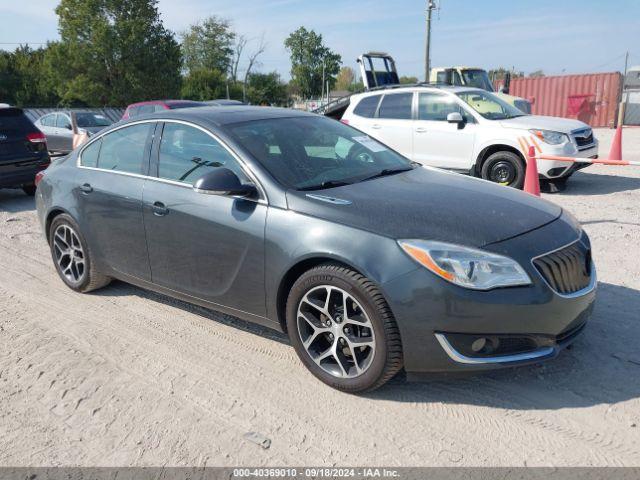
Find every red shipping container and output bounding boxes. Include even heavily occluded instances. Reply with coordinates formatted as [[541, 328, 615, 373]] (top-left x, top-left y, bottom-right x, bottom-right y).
[[508, 72, 622, 128]]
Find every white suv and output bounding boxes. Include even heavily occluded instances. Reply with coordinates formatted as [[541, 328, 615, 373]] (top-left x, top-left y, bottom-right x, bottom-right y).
[[342, 86, 598, 188]]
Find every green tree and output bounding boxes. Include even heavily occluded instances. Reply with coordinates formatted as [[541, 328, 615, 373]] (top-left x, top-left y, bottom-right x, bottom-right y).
[[0, 45, 60, 106], [181, 68, 227, 100], [399, 75, 419, 84], [284, 27, 341, 99], [247, 72, 288, 106], [335, 66, 355, 91], [51, 0, 182, 106], [181, 16, 235, 75]]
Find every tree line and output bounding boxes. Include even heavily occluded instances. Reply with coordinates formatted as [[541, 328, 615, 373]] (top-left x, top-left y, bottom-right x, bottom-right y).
[[0, 0, 354, 108]]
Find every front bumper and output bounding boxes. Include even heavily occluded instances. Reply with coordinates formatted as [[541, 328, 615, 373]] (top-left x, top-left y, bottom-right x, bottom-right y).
[[537, 141, 598, 179], [382, 215, 596, 375]]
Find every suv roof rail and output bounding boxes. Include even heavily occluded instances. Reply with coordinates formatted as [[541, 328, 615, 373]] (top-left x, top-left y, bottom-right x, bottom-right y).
[[365, 82, 449, 92]]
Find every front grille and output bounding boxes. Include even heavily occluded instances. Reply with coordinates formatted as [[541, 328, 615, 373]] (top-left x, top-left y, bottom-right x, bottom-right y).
[[573, 129, 594, 149], [533, 240, 592, 295]]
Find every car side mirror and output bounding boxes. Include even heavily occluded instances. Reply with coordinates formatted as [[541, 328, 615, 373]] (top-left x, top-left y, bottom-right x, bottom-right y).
[[193, 168, 257, 198], [447, 112, 464, 124]]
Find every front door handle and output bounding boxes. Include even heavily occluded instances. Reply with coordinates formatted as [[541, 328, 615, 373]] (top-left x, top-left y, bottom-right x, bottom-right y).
[[415, 127, 427, 133], [371, 124, 382, 129], [152, 201, 169, 217], [80, 183, 93, 194]]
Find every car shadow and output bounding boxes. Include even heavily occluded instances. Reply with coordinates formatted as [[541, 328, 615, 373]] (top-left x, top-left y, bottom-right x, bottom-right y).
[[0, 189, 35, 214], [559, 170, 640, 196], [95, 278, 639, 410], [369, 282, 640, 410]]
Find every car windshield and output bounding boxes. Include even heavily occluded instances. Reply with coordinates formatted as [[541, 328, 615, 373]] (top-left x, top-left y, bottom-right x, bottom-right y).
[[227, 116, 413, 190], [76, 113, 111, 127], [461, 69, 494, 91], [457, 90, 527, 120]]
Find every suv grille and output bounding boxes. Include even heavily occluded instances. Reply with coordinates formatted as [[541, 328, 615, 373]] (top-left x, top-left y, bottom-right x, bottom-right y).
[[573, 129, 594, 150], [533, 241, 592, 295]]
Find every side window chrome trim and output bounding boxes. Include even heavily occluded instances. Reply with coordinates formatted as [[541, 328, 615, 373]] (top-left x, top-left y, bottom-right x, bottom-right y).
[[77, 118, 269, 205]]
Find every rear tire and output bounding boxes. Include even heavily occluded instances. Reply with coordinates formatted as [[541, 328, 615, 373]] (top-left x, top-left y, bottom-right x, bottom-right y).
[[286, 263, 403, 393], [480, 151, 525, 189], [49, 214, 111, 293]]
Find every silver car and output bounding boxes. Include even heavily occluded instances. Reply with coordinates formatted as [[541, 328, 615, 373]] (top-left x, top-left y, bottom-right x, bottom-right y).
[[35, 111, 112, 154]]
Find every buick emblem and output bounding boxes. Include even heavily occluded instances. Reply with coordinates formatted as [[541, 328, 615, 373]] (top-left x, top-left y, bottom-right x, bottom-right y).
[[0, 134, 7, 142]]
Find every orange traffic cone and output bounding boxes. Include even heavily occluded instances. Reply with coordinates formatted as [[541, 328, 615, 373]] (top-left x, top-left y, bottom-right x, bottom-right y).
[[608, 125, 623, 161], [524, 146, 541, 196]]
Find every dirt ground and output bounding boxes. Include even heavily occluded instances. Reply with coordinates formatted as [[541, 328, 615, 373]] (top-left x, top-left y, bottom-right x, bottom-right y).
[[1, 128, 639, 467]]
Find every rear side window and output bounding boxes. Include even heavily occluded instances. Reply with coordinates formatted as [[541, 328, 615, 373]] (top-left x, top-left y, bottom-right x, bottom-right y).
[[40, 114, 55, 127], [80, 138, 102, 168], [158, 123, 248, 184], [127, 106, 141, 118], [378, 93, 413, 119], [353, 95, 381, 118], [95, 123, 154, 174]]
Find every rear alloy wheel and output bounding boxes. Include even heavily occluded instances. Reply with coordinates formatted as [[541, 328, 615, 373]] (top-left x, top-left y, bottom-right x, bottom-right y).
[[49, 214, 110, 293], [481, 151, 525, 189], [286, 264, 403, 393]]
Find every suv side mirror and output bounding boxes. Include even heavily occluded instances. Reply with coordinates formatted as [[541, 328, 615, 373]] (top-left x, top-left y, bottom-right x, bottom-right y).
[[193, 168, 257, 198], [447, 112, 464, 124]]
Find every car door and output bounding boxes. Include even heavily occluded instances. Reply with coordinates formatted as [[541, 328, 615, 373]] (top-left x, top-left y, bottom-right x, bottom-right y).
[[74, 122, 156, 281], [142, 121, 267, 317], [38, 114, 59, 150], [55, 113, 75, 152], [367, 92, 414, 158], [412, 92, 477, 170]]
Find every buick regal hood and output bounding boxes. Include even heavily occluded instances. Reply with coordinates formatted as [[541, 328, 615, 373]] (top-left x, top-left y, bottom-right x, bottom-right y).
[[286, 167, 562, 248], [500, 115, 590, 133]]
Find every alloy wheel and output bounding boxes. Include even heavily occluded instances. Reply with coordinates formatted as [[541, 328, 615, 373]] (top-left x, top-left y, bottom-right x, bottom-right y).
[[52, 224, 86, 284], [297, 285, 376, 378]]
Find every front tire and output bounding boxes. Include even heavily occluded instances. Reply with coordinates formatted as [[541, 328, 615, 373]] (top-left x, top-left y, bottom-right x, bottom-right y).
[[480, 151, 525, 189], [286, 264, 403, 393], [49, 214, 111, 293]]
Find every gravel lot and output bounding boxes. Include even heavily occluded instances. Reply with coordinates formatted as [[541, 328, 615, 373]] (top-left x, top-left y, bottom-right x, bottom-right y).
[[1, 128, 639, 467]]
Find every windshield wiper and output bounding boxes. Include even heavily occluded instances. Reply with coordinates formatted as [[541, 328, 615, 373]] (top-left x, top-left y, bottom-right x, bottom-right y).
[[298, 180, 353, 191], [360, 167, 413, 182]]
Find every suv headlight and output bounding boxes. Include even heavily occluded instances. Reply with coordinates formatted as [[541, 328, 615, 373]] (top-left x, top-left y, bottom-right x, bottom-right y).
[[529, 129, 568, 145], [398, 240, 531, 290]]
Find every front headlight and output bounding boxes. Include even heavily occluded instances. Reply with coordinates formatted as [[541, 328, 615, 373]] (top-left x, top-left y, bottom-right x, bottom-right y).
[[398, 240, 531, 290], [529, 129, 568, 145]]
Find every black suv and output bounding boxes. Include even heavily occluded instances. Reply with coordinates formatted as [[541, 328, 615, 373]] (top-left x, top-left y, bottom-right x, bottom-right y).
[[0, 107, 50, 196]]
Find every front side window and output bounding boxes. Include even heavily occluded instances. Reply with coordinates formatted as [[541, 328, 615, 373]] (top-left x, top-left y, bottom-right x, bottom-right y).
[[353, 95, 381, 118], [96, 123, 153, 174], [158, 123, 248, 184], [228, 116, 413, 190], [378, 93, 413, 120], [418, 93, 472, 122], [457, 90, 526, 120]]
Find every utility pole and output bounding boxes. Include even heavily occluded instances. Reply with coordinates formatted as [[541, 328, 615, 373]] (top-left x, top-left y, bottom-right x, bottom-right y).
[[424, 0, 437, 82]]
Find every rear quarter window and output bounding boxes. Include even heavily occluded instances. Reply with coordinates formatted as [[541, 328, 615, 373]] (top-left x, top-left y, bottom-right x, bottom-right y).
[[353, 95, 381, 118]]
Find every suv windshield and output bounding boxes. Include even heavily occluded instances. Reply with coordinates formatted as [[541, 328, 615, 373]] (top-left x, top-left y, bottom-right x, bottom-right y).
[[76, 112, 111, 127], [457, 90, 527, 120], [227, 116, 413, 190], [461, 69, 494, 91]]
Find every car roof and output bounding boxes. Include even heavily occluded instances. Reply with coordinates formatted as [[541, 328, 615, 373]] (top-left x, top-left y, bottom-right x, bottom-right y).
[[125, 106, 315, 127], [126, 99, 205, 108]]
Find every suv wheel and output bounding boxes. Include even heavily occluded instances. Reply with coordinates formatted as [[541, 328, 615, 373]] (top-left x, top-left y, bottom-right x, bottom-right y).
[[286, 264, 403, 393], [481, 151, 525, 189], [49, 214, 111, 293]]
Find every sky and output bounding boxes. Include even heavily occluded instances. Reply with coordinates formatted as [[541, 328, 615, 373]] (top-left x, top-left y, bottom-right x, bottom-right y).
[[1, 0, 639, 81]]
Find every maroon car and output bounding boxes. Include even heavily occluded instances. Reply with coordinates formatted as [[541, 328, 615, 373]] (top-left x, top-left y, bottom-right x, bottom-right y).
[[122, 100, 205, 120]]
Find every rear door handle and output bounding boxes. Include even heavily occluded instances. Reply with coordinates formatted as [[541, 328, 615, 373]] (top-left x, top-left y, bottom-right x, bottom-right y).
[[152, 201, 169, 217], [415, 127, 427, 133], [80, 183, 93, 194], [371, 124, 382, 129]]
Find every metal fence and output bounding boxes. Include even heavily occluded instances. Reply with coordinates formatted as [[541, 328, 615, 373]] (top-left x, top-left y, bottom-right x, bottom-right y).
[[23, 107, 125, 124]]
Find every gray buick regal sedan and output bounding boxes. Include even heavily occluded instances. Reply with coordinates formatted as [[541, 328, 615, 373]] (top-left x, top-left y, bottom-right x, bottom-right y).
[[35, 107, 596, 393]]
